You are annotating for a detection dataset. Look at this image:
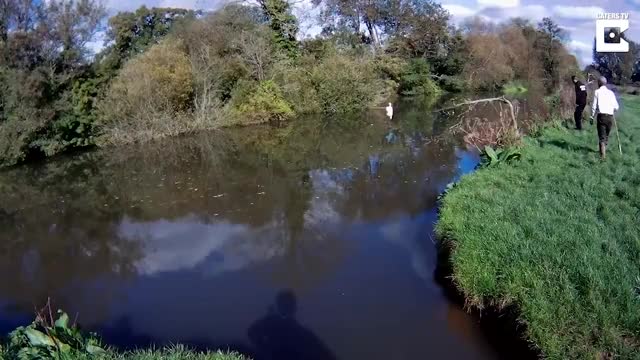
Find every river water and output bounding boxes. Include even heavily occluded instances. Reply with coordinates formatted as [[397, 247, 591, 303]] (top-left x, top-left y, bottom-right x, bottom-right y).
[[0, 100, 510, 359]]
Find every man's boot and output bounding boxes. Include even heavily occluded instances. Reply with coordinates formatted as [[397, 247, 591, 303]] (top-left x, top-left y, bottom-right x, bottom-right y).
[[599, 142, 606, 160]]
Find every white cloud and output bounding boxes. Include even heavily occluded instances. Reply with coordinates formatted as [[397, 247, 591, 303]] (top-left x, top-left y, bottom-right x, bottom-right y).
[[479, 5, 548, 23], [443, 4, 477, 18], [552, 6, 605, 20], [567, 40, 593, 67], [569, 40, 592, 51], [568, 39, 592, 52], [477, 0, 519, 9]]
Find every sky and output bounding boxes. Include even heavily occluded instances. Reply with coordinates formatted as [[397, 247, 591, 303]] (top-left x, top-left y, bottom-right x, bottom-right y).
[[95, 0, 640, 67]]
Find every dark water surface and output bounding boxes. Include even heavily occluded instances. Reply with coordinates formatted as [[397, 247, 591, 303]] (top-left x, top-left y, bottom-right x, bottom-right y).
[[0, 101, 504, 359]]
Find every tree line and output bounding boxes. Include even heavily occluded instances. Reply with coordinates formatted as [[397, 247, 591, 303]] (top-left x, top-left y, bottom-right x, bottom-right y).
[[0, 0, 631, 168]]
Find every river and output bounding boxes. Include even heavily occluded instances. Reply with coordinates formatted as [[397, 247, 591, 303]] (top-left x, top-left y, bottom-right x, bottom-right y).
[[0, 99, 517, 359]]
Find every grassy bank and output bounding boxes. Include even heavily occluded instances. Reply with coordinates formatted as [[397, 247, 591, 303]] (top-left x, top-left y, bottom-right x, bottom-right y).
[[437, 95, 640, 359], [0, 346, 247, 360], [0, 310, 249, 360]]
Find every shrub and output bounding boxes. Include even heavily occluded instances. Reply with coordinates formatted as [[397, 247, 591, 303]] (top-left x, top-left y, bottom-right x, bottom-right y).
[[0, 117, 41, 167], [104, 38, 193, 116], [437, 75, 466, 93], [479, 145, 522, 167], [374, 55, 409, 83], [300, 38, 337, 60], [541, 87, 574, 126], [399, 59, 441, 99], [308, 55, 377, 117], [271, 61, 321, 114], [5, 309, 105, 359], [463, 33, 515, 90], [233, 80, 294, 124], [98, 38, 195, 144]]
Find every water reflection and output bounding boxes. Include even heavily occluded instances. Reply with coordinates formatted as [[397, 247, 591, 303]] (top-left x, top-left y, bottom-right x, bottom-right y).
[[0, 100, 500, 359]]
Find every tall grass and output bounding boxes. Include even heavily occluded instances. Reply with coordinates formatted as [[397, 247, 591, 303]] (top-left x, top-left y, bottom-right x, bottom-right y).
[[102, 346, 247, 360], [437, 96, 640, 359], [0, 345, 247, 360]]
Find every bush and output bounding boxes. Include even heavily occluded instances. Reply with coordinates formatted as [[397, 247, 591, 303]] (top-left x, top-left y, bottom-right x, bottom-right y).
[[300, 38, 337, 60], [463, 33, 515, 91], [271, 61, 321, 114], [1, 309, 249, 360], [437, 75, 466, 93], [0, 117, 41, 167], [5, 310, 105, 359], [0, 68, 101, 166], [98, 38, 195, 144], [399, 59, 441, 99], [104, 38, 193, 115], [374, 55, 408, 83], [233, 80, 294, 124], [308, 55, 377, 117]]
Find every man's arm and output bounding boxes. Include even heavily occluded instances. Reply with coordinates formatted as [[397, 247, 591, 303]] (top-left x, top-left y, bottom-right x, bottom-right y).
[[613, 94, 619, 113], [591, 90, 598, 118]]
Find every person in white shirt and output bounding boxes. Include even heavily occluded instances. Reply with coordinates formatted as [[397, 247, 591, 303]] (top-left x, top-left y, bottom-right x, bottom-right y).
[[590, 76, 619, 159]]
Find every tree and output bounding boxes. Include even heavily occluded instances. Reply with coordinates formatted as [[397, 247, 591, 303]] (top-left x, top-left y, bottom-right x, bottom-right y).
[[257, 0, 299, 58], [97, 7, 196, 76], [593, 36, 640, 84], [0, 0, 106, 166], [385, 0, 452, 61], [316, 0, 385, 48], [463, 33, 514, 90], [536, 17, 569, 90], [46, 0, 106, 69], [176, 4, 271, 103], [538, 17, 568, 43]]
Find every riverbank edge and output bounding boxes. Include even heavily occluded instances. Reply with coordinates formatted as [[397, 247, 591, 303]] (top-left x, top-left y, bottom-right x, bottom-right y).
[[432, 129, 559, 359], [0, 344, 249, 360], [433, 242, 541, 359], [434, 96, 640, 359], [0, 90, 404, 171]]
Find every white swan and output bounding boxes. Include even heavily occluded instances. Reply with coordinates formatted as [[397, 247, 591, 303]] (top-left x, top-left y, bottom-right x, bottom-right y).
[[385, 102, 393, 119]]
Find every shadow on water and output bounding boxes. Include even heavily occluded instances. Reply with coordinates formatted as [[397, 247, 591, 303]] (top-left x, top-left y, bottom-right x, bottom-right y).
[[248, 290, 336, 360]]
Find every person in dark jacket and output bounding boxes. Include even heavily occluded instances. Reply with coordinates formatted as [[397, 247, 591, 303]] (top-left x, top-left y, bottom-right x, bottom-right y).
[[572, 75, 588, 130]]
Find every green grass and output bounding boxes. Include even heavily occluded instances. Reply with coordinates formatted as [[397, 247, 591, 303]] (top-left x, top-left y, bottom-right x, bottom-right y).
[[0, 345, 248, 360], [502, 80, 528, 98], [98, 346, 247, 360], [437, 95, 640, 359]]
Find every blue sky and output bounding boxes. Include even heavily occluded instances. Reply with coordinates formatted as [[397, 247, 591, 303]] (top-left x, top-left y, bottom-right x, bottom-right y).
[[98, 0, 640, 66]]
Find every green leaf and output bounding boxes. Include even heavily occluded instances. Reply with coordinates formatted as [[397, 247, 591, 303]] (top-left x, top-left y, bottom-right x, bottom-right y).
[[17, 347, 42, 360], [55, 311, 69, 329], [24, 328, 55, 347], [502, 148, 522, 163], [53, 340, 71, 354], [484, 146, 498, 163], [86, 344, 105, 354]]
